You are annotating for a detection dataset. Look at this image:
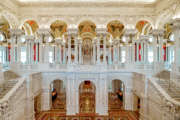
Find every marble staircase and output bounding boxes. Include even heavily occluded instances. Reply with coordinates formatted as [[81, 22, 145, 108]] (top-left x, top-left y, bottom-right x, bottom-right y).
[[0, 79, 18, 99], [157, 79, 180, 102]]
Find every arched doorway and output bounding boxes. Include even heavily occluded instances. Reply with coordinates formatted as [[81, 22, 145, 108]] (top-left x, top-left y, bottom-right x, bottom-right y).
[[79, 80, 96, 114], [109, 79, 125, 111], [50, 80, 66, 111]]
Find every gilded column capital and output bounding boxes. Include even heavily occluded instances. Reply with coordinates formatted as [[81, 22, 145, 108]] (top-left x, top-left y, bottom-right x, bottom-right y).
[[9, 29, 24, 37], [124, 29, 137, 36], [25, 35, 35, 43], [172, 18, 180, 31], [152, 29, 164, 36], [37, 29, 50, 36]]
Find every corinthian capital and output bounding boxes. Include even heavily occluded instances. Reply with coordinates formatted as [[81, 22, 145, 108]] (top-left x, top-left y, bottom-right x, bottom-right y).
[[152, 29, 164, 36]]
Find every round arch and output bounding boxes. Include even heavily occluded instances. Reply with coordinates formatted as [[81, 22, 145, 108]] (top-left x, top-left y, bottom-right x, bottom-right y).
[[108, 79, 125, 110], [79, 80, 96, 114], [156, 12, 174, 29], [76, 18, 97, 27], [134, 18, 155, 29], [19, 18, 40, 29], [0, 11, 18, 29], [50, 79, 66, 110], [20, 19, 39, 36], [105, 19, 127, 29], [47, 18, 69, 29]]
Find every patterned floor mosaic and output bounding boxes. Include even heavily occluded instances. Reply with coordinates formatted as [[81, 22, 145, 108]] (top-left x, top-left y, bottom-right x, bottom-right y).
[[36, 110, 139, 120]]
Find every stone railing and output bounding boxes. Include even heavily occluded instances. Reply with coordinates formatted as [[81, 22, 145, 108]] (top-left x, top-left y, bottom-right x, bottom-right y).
[[0, 77, 26, 120], [8, 62, 156, 73], [147, 77, 180, 120]]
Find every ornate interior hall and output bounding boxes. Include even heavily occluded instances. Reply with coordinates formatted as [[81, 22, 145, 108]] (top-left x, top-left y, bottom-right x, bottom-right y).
[[0, 0, 180, 120]]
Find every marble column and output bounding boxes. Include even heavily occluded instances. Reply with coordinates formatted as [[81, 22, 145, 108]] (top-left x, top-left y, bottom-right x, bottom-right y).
[[78, 38, 82, 64], [159, 33, 164, 63], [112, 41, 116, 64], [62, 43, 66, 64], [103, 34, 107, 64], [59, 44, 62, 64], [25, 36, 34, 64], [54, 38, 61, 64], [125, 35, 130, 64], [96, 75, 108, 115], [172, 19, 180, 71], [66, 75, 77, 115], [96, 37, 100, 64], [9, 29, 23, 64], [74, 37, 78, 64], [140, 35, 149, 63], [68, 35, 71, 64], [37, 29, 50, 64], [93, 38, 96, 64], [109, 43, 112, 64], [152, 30, 159, 63]]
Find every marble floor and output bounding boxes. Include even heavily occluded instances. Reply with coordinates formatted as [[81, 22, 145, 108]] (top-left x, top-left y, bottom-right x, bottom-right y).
[[36, 110, 139, 120]]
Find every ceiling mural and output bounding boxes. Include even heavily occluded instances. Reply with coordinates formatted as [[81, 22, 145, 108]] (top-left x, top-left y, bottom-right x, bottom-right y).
[[164, 23, 172, 39], [136, 20, 152, 39], [164, 23, 174, 45], [107, 20, 124, 39], [22, 20, 39, 36], [78, 20, 96, 40], [0, 16, 10, 39], [50, 20, 67, 39]]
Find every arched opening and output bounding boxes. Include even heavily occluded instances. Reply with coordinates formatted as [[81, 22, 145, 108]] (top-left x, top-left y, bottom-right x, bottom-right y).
[[50, 80, 66, 111], [78, 20, 96, 64], [135, 20, 153, 63], [107, 20, 125, 64], [21, 20, 39, 63], [79, 80, 96, 114], [50, 20, 67, 64], [108, 79, 125, 111], [0, 16, 11, 64], [133, 94, 141, 119], [34, 94, 41, 118], [163, 22, 175, 64]]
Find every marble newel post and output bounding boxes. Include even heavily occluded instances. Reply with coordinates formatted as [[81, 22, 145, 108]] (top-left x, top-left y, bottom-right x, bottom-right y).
[[172, 19, 180, 72]]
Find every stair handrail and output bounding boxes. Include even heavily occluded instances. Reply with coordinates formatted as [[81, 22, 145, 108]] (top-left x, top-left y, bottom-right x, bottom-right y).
[[0, 77, 26, 103], [150, 77, 180, 106]]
